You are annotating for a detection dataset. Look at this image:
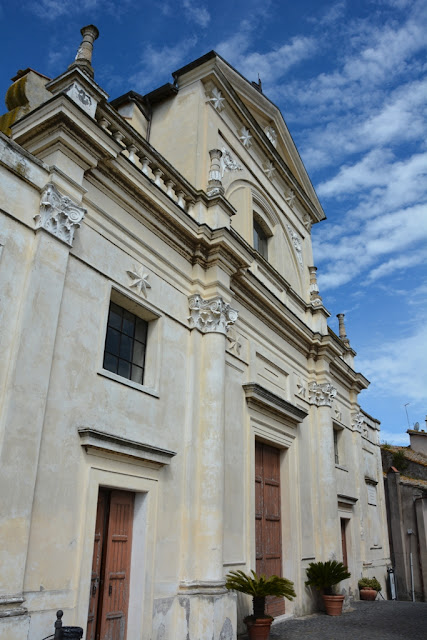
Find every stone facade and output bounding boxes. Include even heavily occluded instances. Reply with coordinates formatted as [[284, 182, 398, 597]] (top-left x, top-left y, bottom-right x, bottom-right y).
[[381, 431, 427, 601], [0, 28, 390, 640]]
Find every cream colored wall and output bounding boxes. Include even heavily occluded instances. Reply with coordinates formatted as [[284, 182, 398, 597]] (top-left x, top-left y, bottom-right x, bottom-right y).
[[0, 55, 391, 640]]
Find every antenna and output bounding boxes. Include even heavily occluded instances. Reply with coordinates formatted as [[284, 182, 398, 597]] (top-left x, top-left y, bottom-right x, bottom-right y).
[[404, 403, 410, 429]]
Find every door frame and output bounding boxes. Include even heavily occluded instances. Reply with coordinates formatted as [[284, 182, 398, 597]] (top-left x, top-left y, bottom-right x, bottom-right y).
[[248, 419, 301, 617], [77, 467, 159, 640]]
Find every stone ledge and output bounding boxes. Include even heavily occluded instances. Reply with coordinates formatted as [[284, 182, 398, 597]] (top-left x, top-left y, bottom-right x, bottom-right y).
[[243, 383, 307, 424], [78, 427, 176, 468]]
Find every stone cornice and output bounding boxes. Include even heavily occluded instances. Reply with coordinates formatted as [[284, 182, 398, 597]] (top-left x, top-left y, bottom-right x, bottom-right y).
[[231, 268, 317, 356], [243, 383, 308, 424], [78, 427, 176, 468]]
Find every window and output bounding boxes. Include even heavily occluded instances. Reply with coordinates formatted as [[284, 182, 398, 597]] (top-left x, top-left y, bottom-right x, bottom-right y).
[[103, 301, 148, 385], [253, 219, 268, 259], [334, 429, 339, 465]]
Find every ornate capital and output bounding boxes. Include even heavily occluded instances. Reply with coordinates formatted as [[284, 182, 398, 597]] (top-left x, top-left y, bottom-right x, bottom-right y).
[[188, 294, 238, 335], [35, 183, 85, 246], [352, 410, 365, 432], [308, 381, 337, 407]]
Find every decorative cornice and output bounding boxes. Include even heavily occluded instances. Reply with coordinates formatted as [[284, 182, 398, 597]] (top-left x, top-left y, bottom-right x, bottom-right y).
[[78, 428, 176, 468], [243, 383, 308, 424], [178, 580, 227, 596], [35, 183, 85, 246], [0, 596, 27, 618], [308, 381, 337, 407], [188, 294, 238, 334]]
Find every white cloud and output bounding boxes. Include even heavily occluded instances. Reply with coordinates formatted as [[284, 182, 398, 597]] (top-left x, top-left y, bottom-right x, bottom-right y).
[[316, 150, 427, 205], [357, 324, 427, 404], [130, 37, 197, 92], [182, 0, 210, 27], [314, 202, 427, 290], [29, 0, 130, 19], [379, 431, 409, 446], [216, 22, 316, 90], [308, 1, 347, 26], [365, 250, 427, 284]]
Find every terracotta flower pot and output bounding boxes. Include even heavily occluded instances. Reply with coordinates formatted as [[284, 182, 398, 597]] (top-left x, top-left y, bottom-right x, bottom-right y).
[[245, 616, 273, 640], [322, 594, 345, 616], [360, 587, 377, 601]]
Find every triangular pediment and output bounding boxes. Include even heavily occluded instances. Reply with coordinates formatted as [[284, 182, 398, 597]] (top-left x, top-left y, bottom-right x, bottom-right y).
[[172, 51, 325, 225]]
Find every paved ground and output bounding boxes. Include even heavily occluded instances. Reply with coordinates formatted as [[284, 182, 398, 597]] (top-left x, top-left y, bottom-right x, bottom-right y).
[[239, 601, 427, 639]]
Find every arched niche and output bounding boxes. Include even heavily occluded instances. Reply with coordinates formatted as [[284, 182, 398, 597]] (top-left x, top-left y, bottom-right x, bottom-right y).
[[226, 180, 304, 298]]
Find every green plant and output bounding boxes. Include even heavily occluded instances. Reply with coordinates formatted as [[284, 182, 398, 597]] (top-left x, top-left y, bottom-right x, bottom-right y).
[[225, 570, 296, 619], [392, 449, 408, 472], [305, 560, 351, 595], [358, 577, 381, 591]]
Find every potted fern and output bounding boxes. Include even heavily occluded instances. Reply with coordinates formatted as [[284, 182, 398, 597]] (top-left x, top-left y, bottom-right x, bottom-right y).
[[225, 570, 296, 639], [305, 560, 350, 616]]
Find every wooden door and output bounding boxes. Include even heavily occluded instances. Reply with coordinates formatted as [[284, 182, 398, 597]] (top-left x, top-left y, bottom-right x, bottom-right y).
[[87, 489, 134, 640], [341, 518, 348, 568], [87, 490, 107, 640], [255, 442, 285, 617]]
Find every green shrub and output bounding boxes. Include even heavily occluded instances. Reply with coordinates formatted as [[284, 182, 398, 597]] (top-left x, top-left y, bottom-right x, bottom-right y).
[[225, 570, 296, 619], [305, 560, 351, 595], [358, 577, 381, 591], [392, 449, 408, 472]]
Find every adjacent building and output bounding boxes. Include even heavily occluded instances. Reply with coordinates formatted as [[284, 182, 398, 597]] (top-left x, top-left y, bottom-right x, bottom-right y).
[[0, 25, 390, 640], [382, 427, 427, 601]]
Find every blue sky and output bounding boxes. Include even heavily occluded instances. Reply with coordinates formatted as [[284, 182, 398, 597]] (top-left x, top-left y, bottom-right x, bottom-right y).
[[1, 0, 426, 444]]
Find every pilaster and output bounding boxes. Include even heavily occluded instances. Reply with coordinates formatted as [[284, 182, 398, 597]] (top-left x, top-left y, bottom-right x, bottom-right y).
[[176, 293, 238, 638], [309, 380, 339, 558], [0, 185, 81, 625]]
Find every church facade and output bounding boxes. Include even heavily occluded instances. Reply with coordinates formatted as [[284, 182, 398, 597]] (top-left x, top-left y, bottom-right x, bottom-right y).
[[0, 26, 390, 640]]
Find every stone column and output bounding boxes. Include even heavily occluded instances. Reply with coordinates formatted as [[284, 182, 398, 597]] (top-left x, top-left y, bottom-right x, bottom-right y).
[[177, 294, 238, 639], [0, 185, 84, 639], [309, 381, 338, 558]]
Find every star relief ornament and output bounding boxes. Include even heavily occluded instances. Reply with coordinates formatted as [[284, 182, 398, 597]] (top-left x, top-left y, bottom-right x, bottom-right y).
[[209, 86, 225, 111], [127, 265, 152, 297], [239, 127, 252, 148], [263, 160, 275, 179]]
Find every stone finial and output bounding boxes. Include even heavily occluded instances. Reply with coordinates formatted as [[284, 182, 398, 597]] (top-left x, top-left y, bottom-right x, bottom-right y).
[[308, 266, 322, 306], [337, 313, 350, 346], [69, 25, 99, 78], [207, 149, 224, 197]]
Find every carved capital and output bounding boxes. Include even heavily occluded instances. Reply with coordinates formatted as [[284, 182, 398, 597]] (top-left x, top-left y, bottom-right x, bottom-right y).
[[35, 183, 85, 246], [352, 410, 365, 432], [188, 294, 238, 335], [308, 381, 337, 407]]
